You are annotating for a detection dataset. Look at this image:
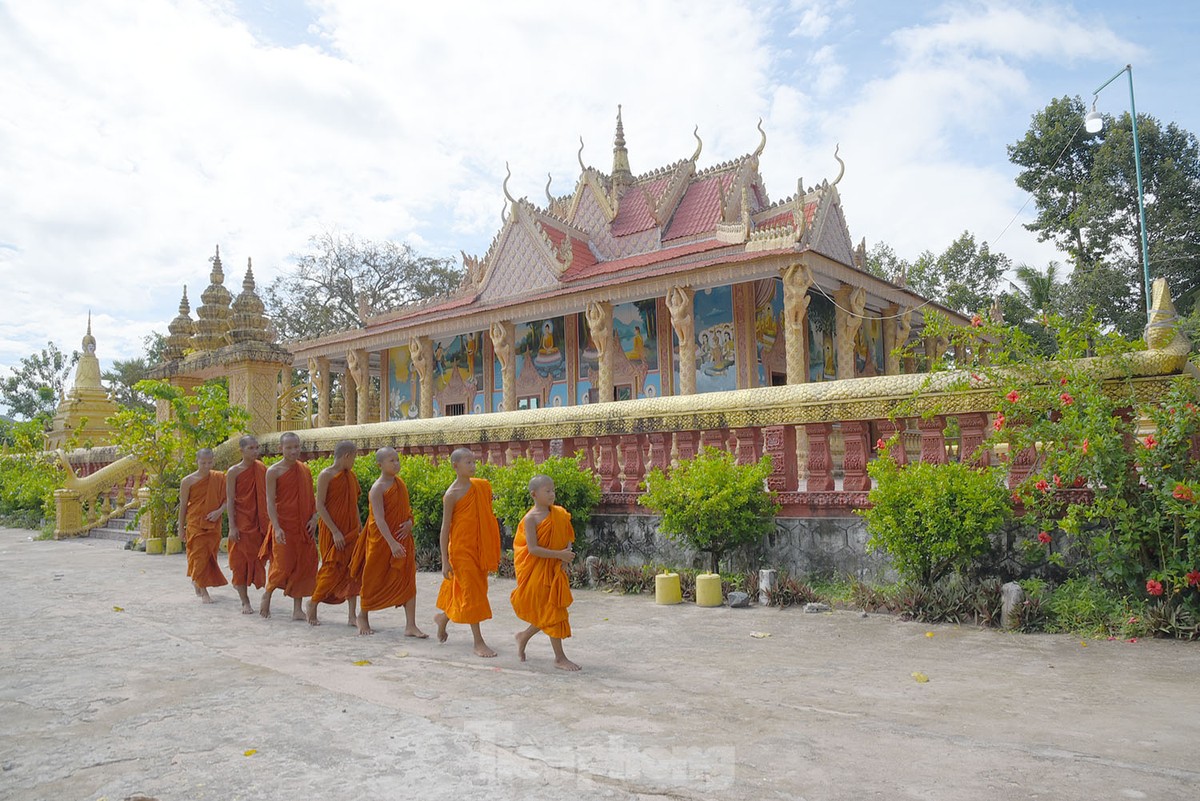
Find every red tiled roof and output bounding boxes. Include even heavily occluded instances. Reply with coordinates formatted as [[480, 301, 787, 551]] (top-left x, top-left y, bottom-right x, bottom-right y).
[[757, 209, 795, 229], [663, 173, 734, 241], [802, 200, 818, 228], [610, 177, 668, 236], [560, 238, 731, 282], [542, 224, 598, 271]]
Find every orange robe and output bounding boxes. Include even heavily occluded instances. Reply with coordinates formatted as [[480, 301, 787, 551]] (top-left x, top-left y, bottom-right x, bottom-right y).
[[260, 460, 318, 599], [185, 471, 228, 589], [310, 470, 362, 605], [435, 477, 501, 624], [229, 460, 269, 589], [511, 505, 574, 639], [350, 476, 417, 612]]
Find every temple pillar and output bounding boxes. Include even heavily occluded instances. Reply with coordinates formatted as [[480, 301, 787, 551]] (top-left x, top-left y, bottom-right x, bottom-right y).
[[596, 436, 619, 491], [666, 286, 696, 395], [315, 356, 331, 428], [410, 336, 433, 419], [733, 283, 757, 389], [780, 262, 814, 384], [343, 356, 358, 427], [834, 284, 867, 380], [841, 421, 871, 491], [918, 416, 948, 465], [349, 349, 370, 424], [674, 430, 698, 465], [763, 424, 797, 492], [585, 300, 614, 403], [646, 433, 669, 475], [618, 434, 643, 492], [876, 418, 909, 465], [957, 413, 989, 466], [227, 361, 286, 436], [883, 305, 912, 376], [804, 423, 835, 491], [733, 427, 760, 465], [924, 335, 948, 370], [490, 320, 516, 412]]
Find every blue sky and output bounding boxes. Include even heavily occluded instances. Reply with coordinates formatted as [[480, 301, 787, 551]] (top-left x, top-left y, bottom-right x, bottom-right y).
[[1, 0, 1197, 410]]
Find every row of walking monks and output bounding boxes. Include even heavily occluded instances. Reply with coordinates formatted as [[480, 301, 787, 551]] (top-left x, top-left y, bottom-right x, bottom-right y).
[[177, 434, 581, 669]]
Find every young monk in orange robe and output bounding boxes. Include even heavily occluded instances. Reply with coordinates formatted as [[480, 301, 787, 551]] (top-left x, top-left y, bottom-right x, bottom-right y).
[[225, 435, 269, 614], [434, 448, 501, 657], [259, 431, 318, 621], [512, 475, 580, 671], [348, 446, 429, 638], [307, 440, 363, 627], [178, 448, 228, 603]]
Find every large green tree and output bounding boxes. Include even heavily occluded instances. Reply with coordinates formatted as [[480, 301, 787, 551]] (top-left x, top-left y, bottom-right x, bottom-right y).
[[903, 231, 1010, 316], [1009, 97, 1200, 337], [1, 342, 79, 422], [264, 231, 463, 341]]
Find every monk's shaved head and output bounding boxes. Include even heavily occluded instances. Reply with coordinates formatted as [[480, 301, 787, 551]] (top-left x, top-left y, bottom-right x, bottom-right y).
[[196, 448, 214, 459], [280, 432, 301, 445], [334, 440, 357, 460], [528, 474, 554, 493], [238, 434, 258, 448], [450, 447, 475, 465], [375, 446, 397, 465]]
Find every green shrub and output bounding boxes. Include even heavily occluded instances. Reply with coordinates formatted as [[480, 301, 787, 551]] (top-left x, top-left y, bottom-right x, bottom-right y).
[[490, 454, 601, 549], [861, 458, 1012, 587], [1046, 576, 1146, 637], [396, 455, 460, 552], [639, 448, 778, 573]]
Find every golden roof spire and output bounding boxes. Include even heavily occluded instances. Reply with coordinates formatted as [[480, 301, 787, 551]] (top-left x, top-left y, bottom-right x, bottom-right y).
[[611, 104, 633, 190], [164, 286, 194, 361]]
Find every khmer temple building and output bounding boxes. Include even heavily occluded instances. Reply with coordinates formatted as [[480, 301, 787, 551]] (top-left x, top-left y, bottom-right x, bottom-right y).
[[46, 315, 121, 449], [288, 109, 965, 423]]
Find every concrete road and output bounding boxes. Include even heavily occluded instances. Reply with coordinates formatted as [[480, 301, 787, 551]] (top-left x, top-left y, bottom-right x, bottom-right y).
[[1, 526, 1197, 801]]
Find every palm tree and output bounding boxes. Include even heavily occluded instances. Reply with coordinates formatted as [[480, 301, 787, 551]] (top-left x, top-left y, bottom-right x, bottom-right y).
[[1009, 262, 1062, 324]]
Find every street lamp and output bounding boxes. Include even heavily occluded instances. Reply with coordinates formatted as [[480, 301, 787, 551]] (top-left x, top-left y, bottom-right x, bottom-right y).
[[1087, 64, 1152, 316]]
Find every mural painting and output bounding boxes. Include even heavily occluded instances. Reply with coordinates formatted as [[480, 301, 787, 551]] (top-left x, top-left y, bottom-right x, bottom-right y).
[[807, 291, 837, 382], [854, 315, 885, 378], [430, 331, 484, 415], [755, 278, 786, 386], [386, 346, 419, 421], [693, 285, 737, 394]]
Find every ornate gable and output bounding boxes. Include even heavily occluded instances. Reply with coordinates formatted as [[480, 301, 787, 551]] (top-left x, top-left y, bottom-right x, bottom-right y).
[[475, 208, 564, 304]]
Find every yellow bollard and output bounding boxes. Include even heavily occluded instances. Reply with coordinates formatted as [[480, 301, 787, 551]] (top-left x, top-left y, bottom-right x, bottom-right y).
[[695, 573, 723, 607], [145, 537, 164, 555], [655, 572, 682, 605], [165, 536, 183, 555], [219, 537, 229, 554]]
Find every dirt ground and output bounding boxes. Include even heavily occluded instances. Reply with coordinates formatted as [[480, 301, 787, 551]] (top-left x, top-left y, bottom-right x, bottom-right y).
[[1, 526, 1197, 801]]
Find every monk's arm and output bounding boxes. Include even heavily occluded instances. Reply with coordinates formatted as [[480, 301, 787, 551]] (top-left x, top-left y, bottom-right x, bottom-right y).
[[177, 476, 192, 541], [266, 467, 284, 543], [224, 466, 241, 542], [315, 470, 343, 547], [522, 513, 575, 562], [438, 492, 454, 578], [206, 479, 225, 521], [370, 482, 405, 557]]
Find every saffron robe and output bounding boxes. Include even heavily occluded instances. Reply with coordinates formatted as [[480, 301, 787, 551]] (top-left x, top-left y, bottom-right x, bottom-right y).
[[260, 460, 318, 599], [435, 477, 501, 624], [229, 460, 269, 589], [511, 504, 574, 639], [185, 471, 228, 589], [350, 477, 416, 612], [310, 469, 362, 605]]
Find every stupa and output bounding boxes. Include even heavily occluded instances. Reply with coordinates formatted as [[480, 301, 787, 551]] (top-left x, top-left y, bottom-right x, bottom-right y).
[[46, 314, 121, 449]]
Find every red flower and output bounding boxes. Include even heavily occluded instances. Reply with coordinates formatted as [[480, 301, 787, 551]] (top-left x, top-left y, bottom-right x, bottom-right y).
[[971, 314, 983, 328], [1081, 438, 1089, 455], [1128, 637, 1139, 643], [1053, 474, 1062, 488], [875, 438, 886, 450], [1037, 531, 1052, 544], [1073, 475, 1086, 488], [1187, 403, 1197, 414], [1060, 392, 1074, 406], [1060, 376, 1069, 386], [1011, 492, 1022, 504], [1143, 434, 1157, 449], [1035, 479, 1050, 492], [993, 414, 1005, 431], [1005, 390, 1020, 403], [1173, 483, 1194, 501], [970, 372, 981, 382], [1146, 579, 1164, 596], [1186, 570, 1200, 588]]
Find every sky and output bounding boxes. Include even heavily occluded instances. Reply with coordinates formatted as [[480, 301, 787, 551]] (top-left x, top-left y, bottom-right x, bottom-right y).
[[2, 0, 1197, 410]]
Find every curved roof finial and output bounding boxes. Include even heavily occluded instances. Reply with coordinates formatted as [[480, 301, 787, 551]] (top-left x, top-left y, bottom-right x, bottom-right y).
[[753, 118, 766, 159], [691, 125, 702, 162], [503, 162, 516, 205], [577, 137, 586, 172], [501, 201, 508, 225], [545, 173, 555, 207], [831, 144, 845, 186]]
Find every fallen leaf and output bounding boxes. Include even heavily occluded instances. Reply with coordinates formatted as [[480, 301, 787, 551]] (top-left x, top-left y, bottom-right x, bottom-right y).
[[749, 631, 771, 639], [113, 606, 124, 612], [353, 659, 372, 666], [911, 672, 930, 683], [394, 651, 409, 659], [925, 631, 934, 638], [602, 618, 609, 621], [1080, 640, 1088, 648], [243, 749, 257, 757]]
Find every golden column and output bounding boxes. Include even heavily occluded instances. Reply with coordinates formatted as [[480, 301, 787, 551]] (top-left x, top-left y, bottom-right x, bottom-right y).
[[490, 321, 516, 412], [315, 355, 331, 428], [343, 350, 358, 426], [780, 262, 814, 384], [666, 286, 696, 395], [585, 300, 614, 403], [834, 284, 866, 381], [409, 336, 433, 419], [882, 305, 912, 376]]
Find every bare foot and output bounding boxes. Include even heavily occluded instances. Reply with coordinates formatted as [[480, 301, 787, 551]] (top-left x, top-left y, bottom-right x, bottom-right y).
[[347, 613, 357, 627], [198, 587, 214, 604], [434, 612, 449, 643], [554, 657, 582, 672], [474, 642, 498, 658], [193, 582, 202, 597], [306, 602, 321, 626], [515, 630, 534, 662], [259, 596, 271, 619], [405, 625, 429, 639], [356, 612, 374, 636], [291, 609, 306, 622], [241, 602, 254, 615]]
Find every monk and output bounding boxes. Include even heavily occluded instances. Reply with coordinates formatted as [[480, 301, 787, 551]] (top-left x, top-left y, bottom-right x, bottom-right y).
[[259, 431, 318, 621], [178, 448, 228, 603], [307, 440, 363, 627], [348, 446, 428, 638], [512, 475, 579, 671], [225, 435, 269, 614], [434, 447, 501, 657]]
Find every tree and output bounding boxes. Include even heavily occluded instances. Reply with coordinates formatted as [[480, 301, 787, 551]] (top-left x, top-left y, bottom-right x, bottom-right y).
[[102, 333, 167, 411], [1, 342, 79, 422], [264, 231, 463, 341], [1010, 97, 1200, 337], [905, 231, 1009, 315]]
